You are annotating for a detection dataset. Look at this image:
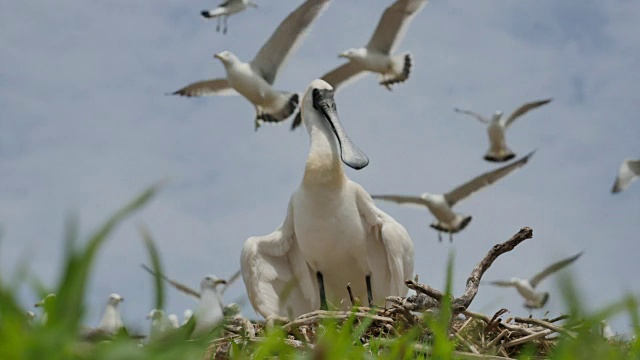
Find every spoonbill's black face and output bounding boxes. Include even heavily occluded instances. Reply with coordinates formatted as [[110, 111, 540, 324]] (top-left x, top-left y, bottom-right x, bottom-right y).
[[311, 88, 369, 170]]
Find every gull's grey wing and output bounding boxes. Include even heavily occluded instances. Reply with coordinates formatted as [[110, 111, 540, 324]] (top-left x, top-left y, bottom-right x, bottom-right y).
[[321, 62, 367, 92], [488, 280, 517, 288], [141, 264, 201, 299], [445, 151, 535, 207], [221, 269, 242, 295], [371, 194, 428, 209], [366, 0, 429, 54], [454, 108, 489, 124], [170, 79, 237, 97], [250, 0, 332, 85], [529, 252, 583, 288], [503, 98, 552, 128], [612, 159, 640, 193]]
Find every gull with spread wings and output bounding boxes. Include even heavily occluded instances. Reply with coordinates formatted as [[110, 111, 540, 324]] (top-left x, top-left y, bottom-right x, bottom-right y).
[[172, 0, 332, 130], [201, 0, 258, 34], [372, 151, 535, 242], [611, 158, 640, 194], [455, 99, 551, 162], [488, 252, 583, 309], [291, 0, 428, 130]]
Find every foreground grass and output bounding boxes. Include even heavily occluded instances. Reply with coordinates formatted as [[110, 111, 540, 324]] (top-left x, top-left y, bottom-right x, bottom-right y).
[[0, 186, 638, 359]]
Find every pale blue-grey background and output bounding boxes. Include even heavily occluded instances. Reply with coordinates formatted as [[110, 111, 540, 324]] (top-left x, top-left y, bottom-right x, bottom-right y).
[[1, 0, 638, 335]]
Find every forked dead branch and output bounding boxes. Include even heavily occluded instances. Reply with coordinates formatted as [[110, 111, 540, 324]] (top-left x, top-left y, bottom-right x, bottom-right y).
[[387, 227, 534, 313]]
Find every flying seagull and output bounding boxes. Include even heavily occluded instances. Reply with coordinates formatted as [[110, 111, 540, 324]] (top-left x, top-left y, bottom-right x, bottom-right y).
[[241, 79, 414, 318], [488, 252, 583, 309], [140, 264, 240, 296], [455, 99, 551, 162], [611, 158, 640, 193], [172, 0, 332, 130], [372, 151, 535, 242], [291, 0, 428, 130], [201, 0, 258, 34]]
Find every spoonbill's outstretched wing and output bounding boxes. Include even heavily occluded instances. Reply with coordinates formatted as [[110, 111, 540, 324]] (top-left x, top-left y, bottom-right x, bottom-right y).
[[241, 201, 318, 318]]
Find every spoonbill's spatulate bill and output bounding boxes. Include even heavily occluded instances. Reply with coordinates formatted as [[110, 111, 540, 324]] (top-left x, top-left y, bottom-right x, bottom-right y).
[[611, 158, 640, 193], [201, 0, 258, 34], [488, 252, 583, 309], [172, 0, 333, 130], [372, 151, 535, 242], [455, 99, 551, 162], [241, 79, 414, 318], [291, 0, 428, 130]]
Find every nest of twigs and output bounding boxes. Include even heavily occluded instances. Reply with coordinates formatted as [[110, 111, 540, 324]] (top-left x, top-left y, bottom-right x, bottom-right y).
[[205, 307, 579, 359], [205, 227, 580, 359]]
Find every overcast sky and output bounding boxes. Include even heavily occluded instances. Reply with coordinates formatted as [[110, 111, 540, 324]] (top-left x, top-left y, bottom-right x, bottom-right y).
[[1, 0, 639, 335]]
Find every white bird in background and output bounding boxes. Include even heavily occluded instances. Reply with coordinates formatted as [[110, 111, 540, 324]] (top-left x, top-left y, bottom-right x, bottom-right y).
[[147, 309, 171, 341], [172, 0, 333, 130], [34, 293, 56, 325], [190, 275, 227, 338], [291, 0, 429, 129], [611, 158, 640, 193], [372, 151, 535, 242], [182, 309, 194, 326], [201, 0, 258, 35], [241, 79, 414, 319], [455, 98, 552, 162], [600, 320, 616, 340], [488, 252, 583, 309], [96, 293, 125, 335], [167, 314, 180, 329]]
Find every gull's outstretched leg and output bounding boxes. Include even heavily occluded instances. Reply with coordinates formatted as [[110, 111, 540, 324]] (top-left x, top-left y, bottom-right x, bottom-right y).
[[438, 231, 442, 243], [317, 272, 327, 310], [449, 232, 453, 243], [216, 17, 221, 32], [365, 275, 374, 307], [223, 16, 228, 34]]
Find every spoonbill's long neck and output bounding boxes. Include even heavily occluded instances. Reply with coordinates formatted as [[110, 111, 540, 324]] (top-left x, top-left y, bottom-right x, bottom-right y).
[[303, 123, 345, 187]]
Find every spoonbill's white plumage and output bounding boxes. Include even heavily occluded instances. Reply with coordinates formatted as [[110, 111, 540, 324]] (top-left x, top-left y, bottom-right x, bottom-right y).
[[372, 151, 535, 242], [290, 0, 428, 130], [201, 0, 258, 34], [488, 252, 583, 309], [173, 0, 332, 130], [455, 99, 551, 162], [190, 275, 226, 338], [611, 159, 640, 193], [241, 79, 414, 319], [96, 293, 125, 334]]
